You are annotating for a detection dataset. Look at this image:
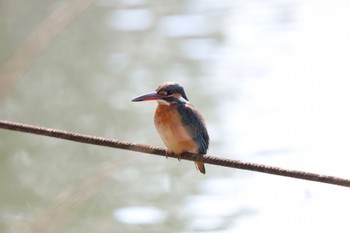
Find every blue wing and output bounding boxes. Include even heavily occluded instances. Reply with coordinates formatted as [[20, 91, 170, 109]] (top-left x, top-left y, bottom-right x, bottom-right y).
[[177, 104, 209, 154]]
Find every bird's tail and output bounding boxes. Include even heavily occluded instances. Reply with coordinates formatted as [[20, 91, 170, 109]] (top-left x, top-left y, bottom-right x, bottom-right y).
[[195, 162, 206, 174]]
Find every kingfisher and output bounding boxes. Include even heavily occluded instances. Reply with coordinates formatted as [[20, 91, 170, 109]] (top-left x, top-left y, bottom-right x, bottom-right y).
[[132, 82, 209, 174]]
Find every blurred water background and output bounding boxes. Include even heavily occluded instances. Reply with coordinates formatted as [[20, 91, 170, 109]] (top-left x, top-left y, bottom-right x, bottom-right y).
[[1, 0, 350, 232]]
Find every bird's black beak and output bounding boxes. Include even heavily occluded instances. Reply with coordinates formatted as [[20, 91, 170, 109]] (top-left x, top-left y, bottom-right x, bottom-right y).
[[131, 92, 165, 102]]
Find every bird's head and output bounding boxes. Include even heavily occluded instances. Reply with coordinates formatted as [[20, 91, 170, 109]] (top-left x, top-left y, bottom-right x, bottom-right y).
[[132, 82, 189, 105]]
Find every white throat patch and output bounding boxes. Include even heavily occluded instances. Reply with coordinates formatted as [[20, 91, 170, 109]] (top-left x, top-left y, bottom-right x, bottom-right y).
[[156, 96, 189, 106], [157, 99, 171, 106], [178, 96, 189, 104]]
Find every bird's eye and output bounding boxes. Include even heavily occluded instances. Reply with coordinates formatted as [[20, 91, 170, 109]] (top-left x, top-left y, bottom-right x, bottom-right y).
[[158, 91, 167, 96]]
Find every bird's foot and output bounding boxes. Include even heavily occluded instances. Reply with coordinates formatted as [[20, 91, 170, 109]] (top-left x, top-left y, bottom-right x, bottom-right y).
[[177, 153, 183, 161], [165, 151, 177, 159], [165, 150, 170, 159], [165, 151, 182, 161]]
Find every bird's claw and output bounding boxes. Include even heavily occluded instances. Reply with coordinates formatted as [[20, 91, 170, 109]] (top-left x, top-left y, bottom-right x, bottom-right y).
[[177, 153, 183, 161], [165, 151, 182, 161]]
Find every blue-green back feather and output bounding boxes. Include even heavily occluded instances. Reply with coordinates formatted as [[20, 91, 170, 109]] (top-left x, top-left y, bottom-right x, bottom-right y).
[[176, 104, 209, 154]]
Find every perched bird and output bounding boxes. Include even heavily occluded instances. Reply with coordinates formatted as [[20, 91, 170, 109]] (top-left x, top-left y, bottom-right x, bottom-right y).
[[132, 82, 209, 174]]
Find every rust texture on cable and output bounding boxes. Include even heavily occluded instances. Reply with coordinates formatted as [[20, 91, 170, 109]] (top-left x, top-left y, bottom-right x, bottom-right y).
[[1, 119, 350, 188]]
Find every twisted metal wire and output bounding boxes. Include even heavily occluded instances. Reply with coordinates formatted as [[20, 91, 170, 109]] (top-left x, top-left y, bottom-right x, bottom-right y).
[[1, 119, 350, 188]]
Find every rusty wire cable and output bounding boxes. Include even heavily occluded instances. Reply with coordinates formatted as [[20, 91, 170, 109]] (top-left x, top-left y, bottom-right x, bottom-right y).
[[1, 119, 350, 188]]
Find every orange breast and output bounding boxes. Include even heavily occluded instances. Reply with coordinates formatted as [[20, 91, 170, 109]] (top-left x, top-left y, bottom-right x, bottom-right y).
[[154, 104, 198, 154]]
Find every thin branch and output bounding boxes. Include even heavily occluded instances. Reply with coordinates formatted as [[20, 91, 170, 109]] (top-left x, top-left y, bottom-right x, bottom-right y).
[[1, 119, 350, 188]]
